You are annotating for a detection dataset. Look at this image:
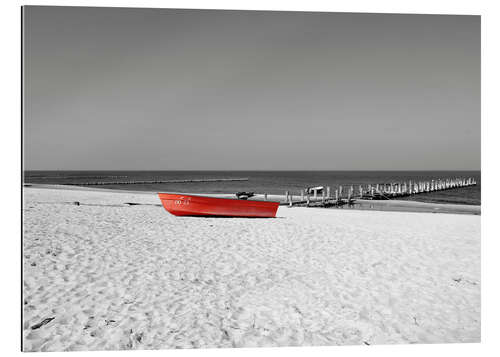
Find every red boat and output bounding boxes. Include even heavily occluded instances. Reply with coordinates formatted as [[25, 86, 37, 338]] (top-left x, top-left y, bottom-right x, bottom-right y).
[[158, 193, 280, 217]]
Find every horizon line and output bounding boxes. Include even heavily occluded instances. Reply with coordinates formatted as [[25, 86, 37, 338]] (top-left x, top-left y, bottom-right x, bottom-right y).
[[23, 169, 482, 172]]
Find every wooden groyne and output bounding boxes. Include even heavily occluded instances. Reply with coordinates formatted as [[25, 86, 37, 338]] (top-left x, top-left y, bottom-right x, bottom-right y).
[[73, 178, 249, 186], [279, 177, 477, 207]]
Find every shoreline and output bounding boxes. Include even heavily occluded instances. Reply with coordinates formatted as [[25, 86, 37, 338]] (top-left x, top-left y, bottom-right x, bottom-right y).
[[24, 184, 481, 215]]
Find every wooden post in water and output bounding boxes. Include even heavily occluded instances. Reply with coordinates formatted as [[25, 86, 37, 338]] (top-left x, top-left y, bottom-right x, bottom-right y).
[[335, 189, 339, 202], [326, 186, 331, 199], [339, 186, 343, 199], [359, 185, 363, 198], [285, 191, 289, 204], [289, 193, 293, 207]]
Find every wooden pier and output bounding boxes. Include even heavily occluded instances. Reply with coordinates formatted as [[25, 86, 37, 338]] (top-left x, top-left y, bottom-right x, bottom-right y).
[[73, 178, 249, 186], [278, 177, 477, 207]]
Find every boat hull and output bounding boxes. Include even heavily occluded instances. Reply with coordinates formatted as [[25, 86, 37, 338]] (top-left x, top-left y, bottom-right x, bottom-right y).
[[158, 193, 279, 217]]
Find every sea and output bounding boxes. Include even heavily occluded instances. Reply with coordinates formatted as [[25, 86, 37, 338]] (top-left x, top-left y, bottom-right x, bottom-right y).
[[24, 170, 481, 206]]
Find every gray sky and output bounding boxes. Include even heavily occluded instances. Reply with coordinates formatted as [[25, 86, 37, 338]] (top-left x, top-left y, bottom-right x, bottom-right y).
[[23, 6, 480, 170]]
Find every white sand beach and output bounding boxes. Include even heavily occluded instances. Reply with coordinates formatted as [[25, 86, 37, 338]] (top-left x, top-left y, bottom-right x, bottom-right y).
[[22, 186, 480, 351]]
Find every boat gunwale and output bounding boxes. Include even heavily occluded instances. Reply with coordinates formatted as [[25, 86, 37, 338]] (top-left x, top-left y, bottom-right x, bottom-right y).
[[157, 192, 280, 205]]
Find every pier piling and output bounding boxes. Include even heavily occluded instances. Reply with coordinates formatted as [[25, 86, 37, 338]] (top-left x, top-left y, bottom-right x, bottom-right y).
[[281, 176, 476, 207]]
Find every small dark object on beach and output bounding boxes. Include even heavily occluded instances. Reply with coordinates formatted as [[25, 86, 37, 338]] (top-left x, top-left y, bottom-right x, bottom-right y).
[[136, 332, 143, 343], [31, 317, 55, 330], [363, 341, 370, 345], [236, 191, 255, 200], [73, 201, 80, 206]]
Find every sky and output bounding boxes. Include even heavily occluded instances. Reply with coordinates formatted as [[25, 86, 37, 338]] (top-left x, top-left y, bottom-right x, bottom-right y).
[[23, 6, 480, 170]]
